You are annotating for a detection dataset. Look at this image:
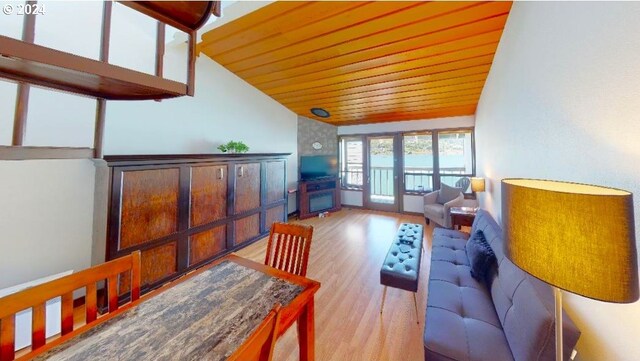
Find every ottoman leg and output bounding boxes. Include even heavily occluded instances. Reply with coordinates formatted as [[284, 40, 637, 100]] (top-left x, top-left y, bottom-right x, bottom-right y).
[[413, 292, 419, 324], [380, 286, 388, 314]]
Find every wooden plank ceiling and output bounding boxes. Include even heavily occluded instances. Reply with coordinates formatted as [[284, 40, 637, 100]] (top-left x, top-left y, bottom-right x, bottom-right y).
[[199, 1, 512, 125]]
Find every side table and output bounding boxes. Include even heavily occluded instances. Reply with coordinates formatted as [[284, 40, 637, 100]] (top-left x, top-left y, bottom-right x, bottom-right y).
[[450, 207, 478, 231]]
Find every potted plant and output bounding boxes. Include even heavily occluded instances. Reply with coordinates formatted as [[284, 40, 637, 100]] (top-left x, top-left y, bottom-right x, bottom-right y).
[[217, 141, 249, 154]]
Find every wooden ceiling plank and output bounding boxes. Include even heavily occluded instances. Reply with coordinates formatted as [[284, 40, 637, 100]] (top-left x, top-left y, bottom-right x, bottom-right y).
[[289, 87, 484, 113], [242, 15, 509, 85], [213, 1, 427, 66], [221, 1, 492, 70], [199, 1, 308, 46], [276, 66, 491, 104], [285, 80, 488, 110], [228, 3, 510, 79], [260, 41, 499, 94], [203, 2, 367, 57], [331, 106, 477, 125], [289, 89, 483, 114], [326, 95, 481, 117], [267, 51, 496, 97], [326, 100, 480, 122]]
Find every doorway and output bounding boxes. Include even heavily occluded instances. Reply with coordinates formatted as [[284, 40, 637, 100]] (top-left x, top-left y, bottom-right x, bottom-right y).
[[364, 135, 400, 212]]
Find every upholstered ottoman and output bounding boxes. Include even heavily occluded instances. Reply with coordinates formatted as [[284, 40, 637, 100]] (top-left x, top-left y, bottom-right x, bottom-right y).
[[380, 223, 424, 323]]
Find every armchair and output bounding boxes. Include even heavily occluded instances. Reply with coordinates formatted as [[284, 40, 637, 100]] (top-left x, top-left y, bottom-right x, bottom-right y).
[[423, 187, 464, 228]]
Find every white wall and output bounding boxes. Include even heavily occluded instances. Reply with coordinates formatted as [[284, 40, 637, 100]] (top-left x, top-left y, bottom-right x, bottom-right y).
[[0, 1, 297, 289], [0, 160, 96, 289], [475, 2, 640, 360]]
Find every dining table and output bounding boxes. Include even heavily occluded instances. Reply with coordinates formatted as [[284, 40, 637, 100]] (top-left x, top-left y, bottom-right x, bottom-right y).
[[20, 254, 321, 361]]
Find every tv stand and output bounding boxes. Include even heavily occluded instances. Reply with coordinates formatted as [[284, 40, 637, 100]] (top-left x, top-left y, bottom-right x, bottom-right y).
[[298, 178, 341, 219]]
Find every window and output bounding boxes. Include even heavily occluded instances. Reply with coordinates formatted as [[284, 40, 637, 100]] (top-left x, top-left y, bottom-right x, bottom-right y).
[[339, 137, 363, 189], [403, 132, 433, 192], [437, 130, 474, 193]]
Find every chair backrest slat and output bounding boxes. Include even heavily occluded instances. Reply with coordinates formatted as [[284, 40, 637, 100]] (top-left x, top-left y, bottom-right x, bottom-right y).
[[107, 275, 119, 313], [31, 303, 46, 349], [85, 283, 98, 323], [0, 251, 140, 360], [61, 292, 74, 336], [264, 223, 314, 277], [0, 315, 15, 361]]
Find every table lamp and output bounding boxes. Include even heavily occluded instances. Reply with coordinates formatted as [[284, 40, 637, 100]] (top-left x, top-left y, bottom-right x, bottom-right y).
[[471, 177, 485, 193], [502, 179, 638, 361]]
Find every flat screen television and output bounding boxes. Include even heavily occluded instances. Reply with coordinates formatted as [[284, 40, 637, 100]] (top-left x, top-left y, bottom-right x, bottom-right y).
[[300, 155, 338, 181]]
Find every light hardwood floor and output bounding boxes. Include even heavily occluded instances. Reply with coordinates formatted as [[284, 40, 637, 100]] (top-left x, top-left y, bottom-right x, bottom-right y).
[[235, 208, 435, 361]]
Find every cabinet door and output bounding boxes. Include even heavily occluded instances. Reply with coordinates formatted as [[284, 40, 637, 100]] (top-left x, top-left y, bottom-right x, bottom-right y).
[[265, 160, 286, 204], [235, 213, 260, 245], [119, 168, 180, 249], [189, 225, 227, 266], [234, 162, 261, 213], [190, 164, 228, 227]]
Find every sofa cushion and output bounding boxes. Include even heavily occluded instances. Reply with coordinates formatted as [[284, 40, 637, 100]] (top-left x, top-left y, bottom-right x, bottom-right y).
[[425, 235, 513, 361], [471, 210, 581, 361], [465, 230, 496, 285], [436, 183, 461, 205]]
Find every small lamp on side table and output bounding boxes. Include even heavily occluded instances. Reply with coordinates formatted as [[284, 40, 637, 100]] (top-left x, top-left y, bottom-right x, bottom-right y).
[[470, 177, 485, 193], [502, 179, 639, 361]]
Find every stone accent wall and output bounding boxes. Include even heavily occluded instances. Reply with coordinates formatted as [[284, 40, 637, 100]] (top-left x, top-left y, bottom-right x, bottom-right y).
[[297, 116, 337, 156]]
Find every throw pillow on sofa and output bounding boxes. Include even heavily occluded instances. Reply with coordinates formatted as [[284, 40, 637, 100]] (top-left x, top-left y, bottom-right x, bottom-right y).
[[436, 183, 461, 204], [466, 230, 497, 286]]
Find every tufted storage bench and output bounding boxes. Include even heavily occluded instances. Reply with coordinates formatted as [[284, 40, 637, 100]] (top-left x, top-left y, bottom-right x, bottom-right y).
[[380, 223, 424, 321], [424, 209, 581, 361]]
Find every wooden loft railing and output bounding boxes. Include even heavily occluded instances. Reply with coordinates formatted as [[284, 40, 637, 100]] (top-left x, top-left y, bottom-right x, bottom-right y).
[[0, 1, 218, 100], [0, 1, 220, 158]]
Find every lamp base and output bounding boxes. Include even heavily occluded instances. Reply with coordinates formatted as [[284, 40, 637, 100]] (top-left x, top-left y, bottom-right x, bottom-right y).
[[554, 287, 563, 361]]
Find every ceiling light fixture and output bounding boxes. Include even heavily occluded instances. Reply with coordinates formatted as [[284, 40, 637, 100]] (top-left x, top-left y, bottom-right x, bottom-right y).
[[310, 107, 330, 118]]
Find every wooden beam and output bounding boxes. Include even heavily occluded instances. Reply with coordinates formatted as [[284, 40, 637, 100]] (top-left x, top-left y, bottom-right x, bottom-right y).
[[187, 31, 196, 96], [94, 99, 106, 158], [0, 146, 94, 160], [94, 1, 112, 159], [154, 22, 165, 103], [155, 22, 165, 78], [11, 1, 37, 146]]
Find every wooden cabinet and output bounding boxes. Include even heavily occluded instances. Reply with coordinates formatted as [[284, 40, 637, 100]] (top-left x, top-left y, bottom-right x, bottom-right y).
[[106, 153, 289, 292], [234, 163, 261, 214], [298, 178, 341, 219], [190, 164, 228, 226]]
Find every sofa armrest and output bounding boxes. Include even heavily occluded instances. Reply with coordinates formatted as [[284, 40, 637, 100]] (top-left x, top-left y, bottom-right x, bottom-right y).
[[423, 191, 439, 205]]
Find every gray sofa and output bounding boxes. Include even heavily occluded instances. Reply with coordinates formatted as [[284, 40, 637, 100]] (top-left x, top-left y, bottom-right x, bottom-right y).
[[424, 209, 581, 360]]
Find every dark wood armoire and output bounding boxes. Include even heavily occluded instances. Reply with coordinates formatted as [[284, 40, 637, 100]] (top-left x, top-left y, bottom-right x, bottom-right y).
[[104, 153, 289, 293]]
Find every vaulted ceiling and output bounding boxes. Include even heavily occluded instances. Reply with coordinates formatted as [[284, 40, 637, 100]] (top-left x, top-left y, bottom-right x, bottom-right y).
[[199, 1, 512, 125]]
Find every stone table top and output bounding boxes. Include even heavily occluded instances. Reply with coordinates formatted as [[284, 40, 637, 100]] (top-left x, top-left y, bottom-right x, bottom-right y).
[[33, 260, 304, 361]]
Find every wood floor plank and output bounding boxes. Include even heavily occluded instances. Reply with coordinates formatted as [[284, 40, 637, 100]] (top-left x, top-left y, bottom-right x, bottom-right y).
[[235, 208, 434, 361]]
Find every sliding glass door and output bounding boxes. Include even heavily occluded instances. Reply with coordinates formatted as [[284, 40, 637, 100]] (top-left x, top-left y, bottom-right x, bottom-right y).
[[365, 135, 399, 212]]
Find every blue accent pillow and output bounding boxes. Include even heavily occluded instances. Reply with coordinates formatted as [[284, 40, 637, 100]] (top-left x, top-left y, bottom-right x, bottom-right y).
[[465, 230, 497, 285]]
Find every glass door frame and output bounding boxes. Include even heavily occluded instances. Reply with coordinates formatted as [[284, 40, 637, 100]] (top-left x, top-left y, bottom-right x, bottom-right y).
[[363, 134, 402, 212]]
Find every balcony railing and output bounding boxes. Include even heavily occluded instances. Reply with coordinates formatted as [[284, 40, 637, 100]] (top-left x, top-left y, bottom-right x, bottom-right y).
[[341, 166, 472, 195]]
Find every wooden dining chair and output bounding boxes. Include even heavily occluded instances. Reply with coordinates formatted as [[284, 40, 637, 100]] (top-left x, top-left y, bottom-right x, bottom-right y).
[[0, 251, 141, 361], [264, 222, 314, 277], [227, 304, 281, 361]]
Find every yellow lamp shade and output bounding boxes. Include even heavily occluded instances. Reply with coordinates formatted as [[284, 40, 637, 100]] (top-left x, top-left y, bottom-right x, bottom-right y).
[[502, 178, 638, 303], [471, 177, 485, 192]]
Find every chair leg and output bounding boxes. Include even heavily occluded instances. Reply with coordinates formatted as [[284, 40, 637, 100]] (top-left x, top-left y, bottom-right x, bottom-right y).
[[413, 292, 420, 324], [380, 286, 388, 314]]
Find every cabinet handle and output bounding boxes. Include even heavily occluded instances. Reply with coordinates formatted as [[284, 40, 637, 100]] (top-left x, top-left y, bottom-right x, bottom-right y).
[[217, 167, 224, 180], [238, 166, 244, 178]]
